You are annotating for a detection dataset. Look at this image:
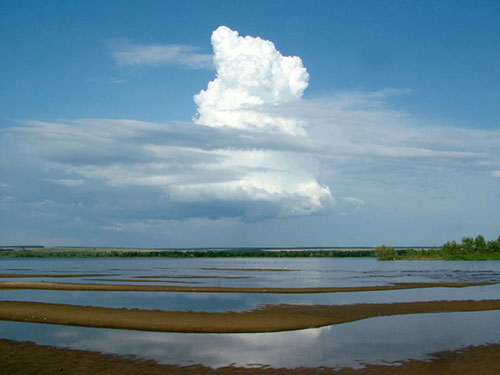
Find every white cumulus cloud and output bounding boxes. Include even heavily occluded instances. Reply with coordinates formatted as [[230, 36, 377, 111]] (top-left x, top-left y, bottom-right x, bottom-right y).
[[193, 26, 309, 135]]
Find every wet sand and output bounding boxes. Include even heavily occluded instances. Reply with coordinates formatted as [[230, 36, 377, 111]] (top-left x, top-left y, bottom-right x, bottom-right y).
[[0, 274, 118, 278], [0, 280, 494, 293], [1, 299, 500, 333], [85, 278, 205, 283], [134, 275, 254, 279], [1, 339, 499, 374], [202, 267, 297, 271]]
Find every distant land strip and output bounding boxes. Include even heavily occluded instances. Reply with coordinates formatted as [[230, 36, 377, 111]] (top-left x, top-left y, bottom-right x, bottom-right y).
[[0, 247, 378, 258], [1, 299, 500, 333], [2, 234, 499, 260], [0, 281, 496, 293]]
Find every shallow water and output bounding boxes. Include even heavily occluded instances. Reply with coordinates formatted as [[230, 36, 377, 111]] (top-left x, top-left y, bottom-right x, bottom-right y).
[[1, 311, 500, 369], [1, 257, 500, 287], [1, 257, 500, 369], [1, 284, 499, 312]]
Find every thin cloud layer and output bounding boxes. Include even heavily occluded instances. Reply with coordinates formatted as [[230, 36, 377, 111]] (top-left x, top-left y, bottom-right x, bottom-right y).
[[112, 42, 213, 69], [341, 197, 365, 215], [7, 117, 333, 219], [194, 26, 309, 135]]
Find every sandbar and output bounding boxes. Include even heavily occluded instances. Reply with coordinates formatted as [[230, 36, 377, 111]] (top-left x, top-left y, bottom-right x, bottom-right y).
[[202, 267, 297, 271], [133, 274, 254, 279], [85, 278, 204, 284], [1, 339, 500, 374], [1, 299, 500, 333], [0, 280, 495, 293], [0, 274, 118, 278]]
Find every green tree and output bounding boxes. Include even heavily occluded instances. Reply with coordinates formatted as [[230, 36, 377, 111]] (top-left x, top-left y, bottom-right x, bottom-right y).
[[462, 237, 474, 255], [441, 240, 459, 257], [474, 235, 487, 254], [375, 245, 397, 260], [487, 238, 500, 254]]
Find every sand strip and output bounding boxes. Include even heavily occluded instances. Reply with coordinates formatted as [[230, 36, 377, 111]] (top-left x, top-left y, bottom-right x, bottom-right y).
[[133, 275, 254, 279], [0, 280, 495, 293], [0, 274, 118, 278], [202, 267, 297, 271], [85, 278, 204, 284], [1, 299, 500, 333], [1, 339, 500, 375]]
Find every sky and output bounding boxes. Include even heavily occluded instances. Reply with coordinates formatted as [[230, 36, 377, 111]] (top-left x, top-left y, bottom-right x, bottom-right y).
[[1, 0, 499, 248]]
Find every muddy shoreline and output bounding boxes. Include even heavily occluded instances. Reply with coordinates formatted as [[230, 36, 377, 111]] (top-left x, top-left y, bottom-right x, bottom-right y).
[[1, 339, 500, 374], [0, 280, 495, 293], [1, 299, 500, 333]]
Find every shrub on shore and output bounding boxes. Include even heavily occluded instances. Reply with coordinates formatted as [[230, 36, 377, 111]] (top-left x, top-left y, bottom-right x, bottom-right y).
[[375, 235, 500, 260], [374, 245, 397, 260]]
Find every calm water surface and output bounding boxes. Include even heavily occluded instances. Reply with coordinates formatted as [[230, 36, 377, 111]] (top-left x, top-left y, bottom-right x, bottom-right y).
[[1, 284, 500, 312], [2, 257, 500, 287]]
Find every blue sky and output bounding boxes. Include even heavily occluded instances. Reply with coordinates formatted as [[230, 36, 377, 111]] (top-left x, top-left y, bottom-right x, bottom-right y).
[[1, 0, 499, 247]]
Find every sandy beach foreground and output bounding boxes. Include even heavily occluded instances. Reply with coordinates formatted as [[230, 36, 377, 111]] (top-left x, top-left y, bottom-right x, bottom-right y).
[[1, 299, 500, 333], [1, 339, 499, 374]]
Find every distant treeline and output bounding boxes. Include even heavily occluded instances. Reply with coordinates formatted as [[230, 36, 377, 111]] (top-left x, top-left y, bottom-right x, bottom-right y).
[[2, 236, 499, 260], [0, 248, 375, 258], [0, 246, 44, 249], [375, 235, 500, 260]]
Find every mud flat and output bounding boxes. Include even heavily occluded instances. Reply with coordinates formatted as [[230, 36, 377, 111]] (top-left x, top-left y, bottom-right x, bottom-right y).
[[1, 299, 500, 333], [0, 280, 495, 293], [1, 339, 500, 375]]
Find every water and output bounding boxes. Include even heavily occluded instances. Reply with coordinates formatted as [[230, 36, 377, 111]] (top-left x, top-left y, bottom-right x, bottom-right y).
[[2, 257, 500, 287], [1, 284, 500, 312], [1, 257, 500, 369], [1, 312, 500, 369]]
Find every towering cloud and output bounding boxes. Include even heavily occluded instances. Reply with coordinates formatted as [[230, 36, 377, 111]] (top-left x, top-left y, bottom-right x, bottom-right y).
[[194, 26, 309, 135], [190, 26, 333, 216]]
